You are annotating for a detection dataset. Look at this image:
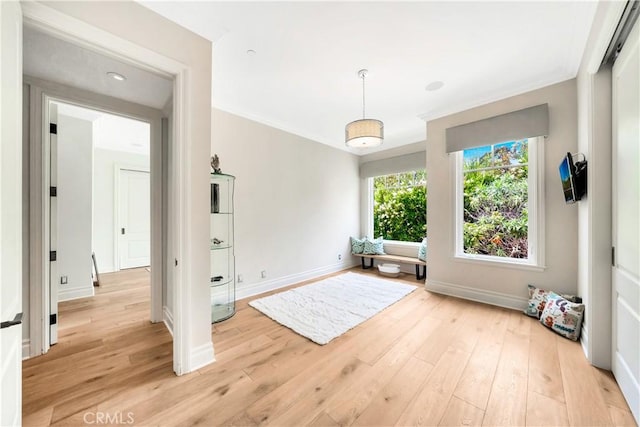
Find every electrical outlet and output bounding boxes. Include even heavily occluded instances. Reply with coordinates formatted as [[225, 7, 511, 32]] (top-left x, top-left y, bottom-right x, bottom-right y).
[[60, 276, 68, 285], [337, 254, 342, 261], [237, 274, 243, 283], [261, 270, 267, 279]]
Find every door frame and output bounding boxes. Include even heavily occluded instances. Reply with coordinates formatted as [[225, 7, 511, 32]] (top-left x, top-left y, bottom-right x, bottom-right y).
[[115, 164, 151, 271], [21, 2, 194, 374], [28, 85, 163, 354]]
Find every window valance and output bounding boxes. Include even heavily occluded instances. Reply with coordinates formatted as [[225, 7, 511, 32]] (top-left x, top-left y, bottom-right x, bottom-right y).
[[360, 151, 426, 179], [445, 103, 548, 153]]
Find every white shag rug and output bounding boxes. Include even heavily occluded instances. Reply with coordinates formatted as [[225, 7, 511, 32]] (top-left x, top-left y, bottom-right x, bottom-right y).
[[248, 272, 416, 345]]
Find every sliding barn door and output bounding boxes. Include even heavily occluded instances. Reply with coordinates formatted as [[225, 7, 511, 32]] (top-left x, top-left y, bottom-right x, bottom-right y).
[[612, 15, 640, 424]]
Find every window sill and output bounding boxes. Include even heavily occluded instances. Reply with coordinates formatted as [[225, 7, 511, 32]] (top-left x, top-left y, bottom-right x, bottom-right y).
[[453, 254, 546, 272]]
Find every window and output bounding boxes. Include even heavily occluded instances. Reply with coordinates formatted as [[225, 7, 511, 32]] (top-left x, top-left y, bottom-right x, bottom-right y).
[[454, 137, 544, 268], [371, 170, 426, 243]]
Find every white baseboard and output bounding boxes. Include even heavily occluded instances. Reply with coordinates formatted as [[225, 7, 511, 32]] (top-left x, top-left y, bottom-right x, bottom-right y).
[[188, 342, 215, 372], [58, 286, 95, 302], [236, 261, 358, 301], [163, 306, 174, 336], [22, 339, 31, 360], [580, 324, 589, 359], [425, 279, 527, 311]]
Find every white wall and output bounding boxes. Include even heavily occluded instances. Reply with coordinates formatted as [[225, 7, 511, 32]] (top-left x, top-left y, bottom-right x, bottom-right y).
[[575, 1, 625, 369], [425, 79, 579, 309], [92, 148, 150, 273], [212, 108, 360, 299], [57, 114, 94, 301]]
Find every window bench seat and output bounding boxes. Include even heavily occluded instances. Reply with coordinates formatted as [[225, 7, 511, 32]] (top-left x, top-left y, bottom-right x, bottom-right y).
[[352, 253, 426, 280]]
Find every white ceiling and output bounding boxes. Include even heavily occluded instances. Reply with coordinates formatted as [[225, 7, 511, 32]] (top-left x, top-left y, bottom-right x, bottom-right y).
[[140, 1, 598, 155], [55, 102, 151, 155], [23, 26, 173, 110]]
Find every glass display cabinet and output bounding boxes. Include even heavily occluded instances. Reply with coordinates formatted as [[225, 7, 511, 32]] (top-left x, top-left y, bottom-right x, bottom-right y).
[[210, 173, 235, 323]]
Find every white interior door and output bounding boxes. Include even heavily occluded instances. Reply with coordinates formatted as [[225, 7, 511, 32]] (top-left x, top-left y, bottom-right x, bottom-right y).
[[118, 168, 151, 269], [0, 0, 23, 425], [612, 16, 640, 424]]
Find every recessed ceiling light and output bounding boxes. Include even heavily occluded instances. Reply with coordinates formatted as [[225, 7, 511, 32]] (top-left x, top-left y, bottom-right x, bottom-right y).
[[425, 81, 444, 91], [246, 49, 256, 56], [107, 71, 126, 81]]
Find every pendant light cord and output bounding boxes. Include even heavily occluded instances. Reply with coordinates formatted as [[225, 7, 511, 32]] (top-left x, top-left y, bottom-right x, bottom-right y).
[[361, 73, 366, 119]]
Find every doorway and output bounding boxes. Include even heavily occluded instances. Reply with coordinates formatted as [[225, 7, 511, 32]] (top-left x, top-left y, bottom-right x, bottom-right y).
[[25, 83, 165, 353], [20, 0, 214, 381], [46, 100, 153, 344], [22, 21, 170, 356]]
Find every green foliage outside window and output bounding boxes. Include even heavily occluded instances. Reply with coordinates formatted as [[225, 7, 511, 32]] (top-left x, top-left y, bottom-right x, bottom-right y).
[[373, 171, 426, 243], [463, 140, 529, 258]]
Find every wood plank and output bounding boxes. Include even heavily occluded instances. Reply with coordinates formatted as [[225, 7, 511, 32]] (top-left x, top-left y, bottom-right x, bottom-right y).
[[221, 411, 259, 427], [50, 405, 97, 426], [22, 406, 53, 427], [354, 307, 422, 365], [528, 321, 566, 403], [352, 253, 426, 266], [439, 396, 485, 427], [525, 390, 569, 426], [413, 297, 478, 364], [556, 335, 614, 426], [482, 311, 530, 426], [387, 289, 445, 322], [244, 355, 369, 425], [607, 404, 638, 427], [353, 357, 434, 427], [275, 315, 442, 426], [395, 346, 472, 426], [453, 307, 509, 410], [137, 371, 255, 426], [308, 412, 340, 427], [161, 373, 277, 426], [592, 366, 636, 412]]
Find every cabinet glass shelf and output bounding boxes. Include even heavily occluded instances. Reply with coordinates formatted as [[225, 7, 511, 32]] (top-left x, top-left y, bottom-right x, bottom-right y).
[[210, 277, 233, 287], [210, 173, 235, 323], [210, 244, 233, 251]]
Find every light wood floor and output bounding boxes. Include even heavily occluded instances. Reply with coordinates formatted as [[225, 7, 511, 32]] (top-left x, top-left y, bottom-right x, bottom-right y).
[[23, 268, 636, 426]]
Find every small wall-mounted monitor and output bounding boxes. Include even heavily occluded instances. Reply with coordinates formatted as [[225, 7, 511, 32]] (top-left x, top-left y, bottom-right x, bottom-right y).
[[559, 152, 587, 204]]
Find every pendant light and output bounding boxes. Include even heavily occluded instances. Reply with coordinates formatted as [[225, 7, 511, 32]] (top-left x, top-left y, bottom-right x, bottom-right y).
[[345, 69, 384, 148]]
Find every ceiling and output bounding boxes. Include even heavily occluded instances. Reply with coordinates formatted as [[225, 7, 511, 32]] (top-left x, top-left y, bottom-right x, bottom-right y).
[[23, 25, 173, 110], [55, 102, 151, 155], [140, 1, 598, 155]]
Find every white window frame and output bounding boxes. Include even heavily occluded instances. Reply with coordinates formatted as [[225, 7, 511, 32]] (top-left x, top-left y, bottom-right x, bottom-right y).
[[453, 137, 545, 271]]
